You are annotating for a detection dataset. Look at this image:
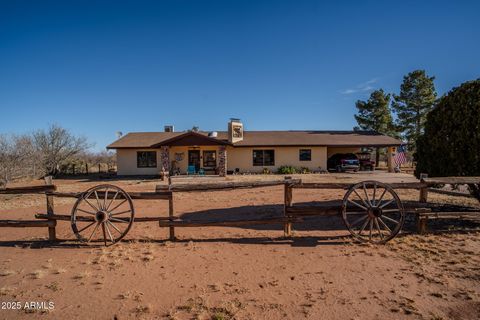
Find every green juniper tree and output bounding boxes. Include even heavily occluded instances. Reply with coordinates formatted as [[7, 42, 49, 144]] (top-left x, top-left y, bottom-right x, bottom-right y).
[[392, 70, 437, 151], [416, 79, 480, 178], [354, 89, 397, 166]]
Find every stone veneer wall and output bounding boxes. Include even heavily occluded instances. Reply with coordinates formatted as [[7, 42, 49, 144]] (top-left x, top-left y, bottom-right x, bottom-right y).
[[160, 146, 170, 175], [218, 145, 227, 177]]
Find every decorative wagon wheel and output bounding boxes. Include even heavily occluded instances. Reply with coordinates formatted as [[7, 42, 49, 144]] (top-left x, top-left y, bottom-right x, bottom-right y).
[[71, 184, 135, 246], [341, 181, 405, 244]]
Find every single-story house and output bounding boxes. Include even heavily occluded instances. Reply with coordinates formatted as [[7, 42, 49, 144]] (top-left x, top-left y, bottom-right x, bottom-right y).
[[107, 119, 403, 176]]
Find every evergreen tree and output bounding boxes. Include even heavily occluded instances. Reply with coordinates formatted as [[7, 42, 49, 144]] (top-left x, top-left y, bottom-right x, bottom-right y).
[[416, 79, 480, 177], [355, 89, 396, 134], [392, 70, 437, 150], [354, 89, 397, 166]]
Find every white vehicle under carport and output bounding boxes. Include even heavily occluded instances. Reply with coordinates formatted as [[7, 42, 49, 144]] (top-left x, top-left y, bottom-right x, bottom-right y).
[[327, 153, 360, 172]]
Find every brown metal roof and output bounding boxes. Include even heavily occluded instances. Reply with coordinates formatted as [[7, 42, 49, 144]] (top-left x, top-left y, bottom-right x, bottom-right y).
[[234, 131, 402, 147], [106, 130, 402, 149], [107, 132, 182, 149], [151, 131, 229, 147]]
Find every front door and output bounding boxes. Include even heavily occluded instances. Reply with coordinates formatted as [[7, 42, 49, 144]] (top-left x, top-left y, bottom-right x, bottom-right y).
[[188, 150, 201, 171]]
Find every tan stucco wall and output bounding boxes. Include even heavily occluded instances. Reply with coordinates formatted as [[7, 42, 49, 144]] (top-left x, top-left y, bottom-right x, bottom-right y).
[[116, 146, 364, 175], [116, 149, 162, 176], [117, 146, 327, 175], [226, 146, 328, 173]]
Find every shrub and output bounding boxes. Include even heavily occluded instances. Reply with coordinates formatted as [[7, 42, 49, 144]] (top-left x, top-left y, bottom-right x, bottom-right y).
[[277, 165, 298, 174], [415, 79, 480, 177], [300, 167, 310, 174]]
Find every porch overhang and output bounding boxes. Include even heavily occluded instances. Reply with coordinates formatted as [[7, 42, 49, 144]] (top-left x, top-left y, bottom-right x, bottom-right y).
[[151, 131, 230, 147]]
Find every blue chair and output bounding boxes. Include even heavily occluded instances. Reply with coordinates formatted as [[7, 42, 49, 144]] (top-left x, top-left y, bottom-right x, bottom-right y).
[[187, 165, 196, 175], [198, 168, 205, 175]]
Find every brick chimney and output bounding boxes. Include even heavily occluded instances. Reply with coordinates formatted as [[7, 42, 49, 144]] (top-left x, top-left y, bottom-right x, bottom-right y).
[[228, 118, 243, 144]]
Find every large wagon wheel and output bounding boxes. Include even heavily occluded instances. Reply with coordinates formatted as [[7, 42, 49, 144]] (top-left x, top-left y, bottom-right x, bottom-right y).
[[341, 181, 405, 244], [71, 184, 135, 246]]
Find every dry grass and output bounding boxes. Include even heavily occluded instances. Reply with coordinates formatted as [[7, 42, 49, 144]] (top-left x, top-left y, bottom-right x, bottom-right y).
[[134, 304, 151, 315], [73, 271, 90, 280], [142, 254, 154, 262], [117, 290, 144, 303], [45, 281, 60, 292], [108, 259, 123, 269], [0, 286, 16, 296], [174, 296, 244, 320], [0, 269, 15, 277], [52, 267, 67, 275], [117, 292, 131, 300], [30, 269, 46, 279]]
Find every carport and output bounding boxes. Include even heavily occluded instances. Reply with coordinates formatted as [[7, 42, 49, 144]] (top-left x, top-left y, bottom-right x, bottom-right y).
[[327, 145, 402, 173]]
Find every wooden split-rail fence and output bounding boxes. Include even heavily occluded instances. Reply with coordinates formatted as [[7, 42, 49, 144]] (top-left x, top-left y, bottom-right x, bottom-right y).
[[0, 175, 479, 244], [0, 178, 174, 241]]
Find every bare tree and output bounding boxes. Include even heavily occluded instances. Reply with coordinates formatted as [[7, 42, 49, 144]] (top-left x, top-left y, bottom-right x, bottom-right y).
[[78, 150, 116, 173], [95, 150, 116, 170], [0, 134, 35, 187], [32, 125, 90, 176]]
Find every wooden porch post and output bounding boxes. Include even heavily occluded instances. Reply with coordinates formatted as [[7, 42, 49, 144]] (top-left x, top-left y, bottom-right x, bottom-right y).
[[387, 146, 396, 173]]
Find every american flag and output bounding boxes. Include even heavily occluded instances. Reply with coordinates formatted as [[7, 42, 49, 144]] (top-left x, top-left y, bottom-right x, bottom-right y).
[[394, 145, 407, 166]]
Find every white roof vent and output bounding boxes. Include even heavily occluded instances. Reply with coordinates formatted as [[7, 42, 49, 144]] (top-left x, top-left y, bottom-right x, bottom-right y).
[[208, 131, 218, 137]]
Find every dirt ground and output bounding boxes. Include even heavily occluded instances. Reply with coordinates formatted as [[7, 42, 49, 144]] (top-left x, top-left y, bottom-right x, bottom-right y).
[[1, 172, 480, 320]]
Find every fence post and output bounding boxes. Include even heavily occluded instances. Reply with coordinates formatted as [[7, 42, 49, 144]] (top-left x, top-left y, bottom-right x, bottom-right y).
[[418, 216, 428, 234], [284, 177, 293, 237], [44, 176, 56, 241], [419, 173, 428, 203], [168, 193, 175, 241]]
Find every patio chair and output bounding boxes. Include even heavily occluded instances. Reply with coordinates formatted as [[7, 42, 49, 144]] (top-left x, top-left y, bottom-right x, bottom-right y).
[[187, 165, 196, 175], [198, 168, 205, 175]]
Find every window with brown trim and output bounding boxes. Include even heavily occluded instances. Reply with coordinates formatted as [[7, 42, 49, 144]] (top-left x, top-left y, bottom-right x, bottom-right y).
[[203, 150, 216, 168], [299, 149, 311, 161], [137, 151, 157, 168], [253, 150, 275, 166]]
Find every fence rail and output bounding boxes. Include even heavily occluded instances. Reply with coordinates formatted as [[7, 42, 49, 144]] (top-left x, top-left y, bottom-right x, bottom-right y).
[[0, 178, 174, 241], [0, 182, 57, 235], [0, 185, 56, 194], [1, 175, 479, 242]]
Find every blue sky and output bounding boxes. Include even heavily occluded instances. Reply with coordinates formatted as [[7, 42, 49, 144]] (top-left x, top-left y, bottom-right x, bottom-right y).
[[1, 0, 479, 151]]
